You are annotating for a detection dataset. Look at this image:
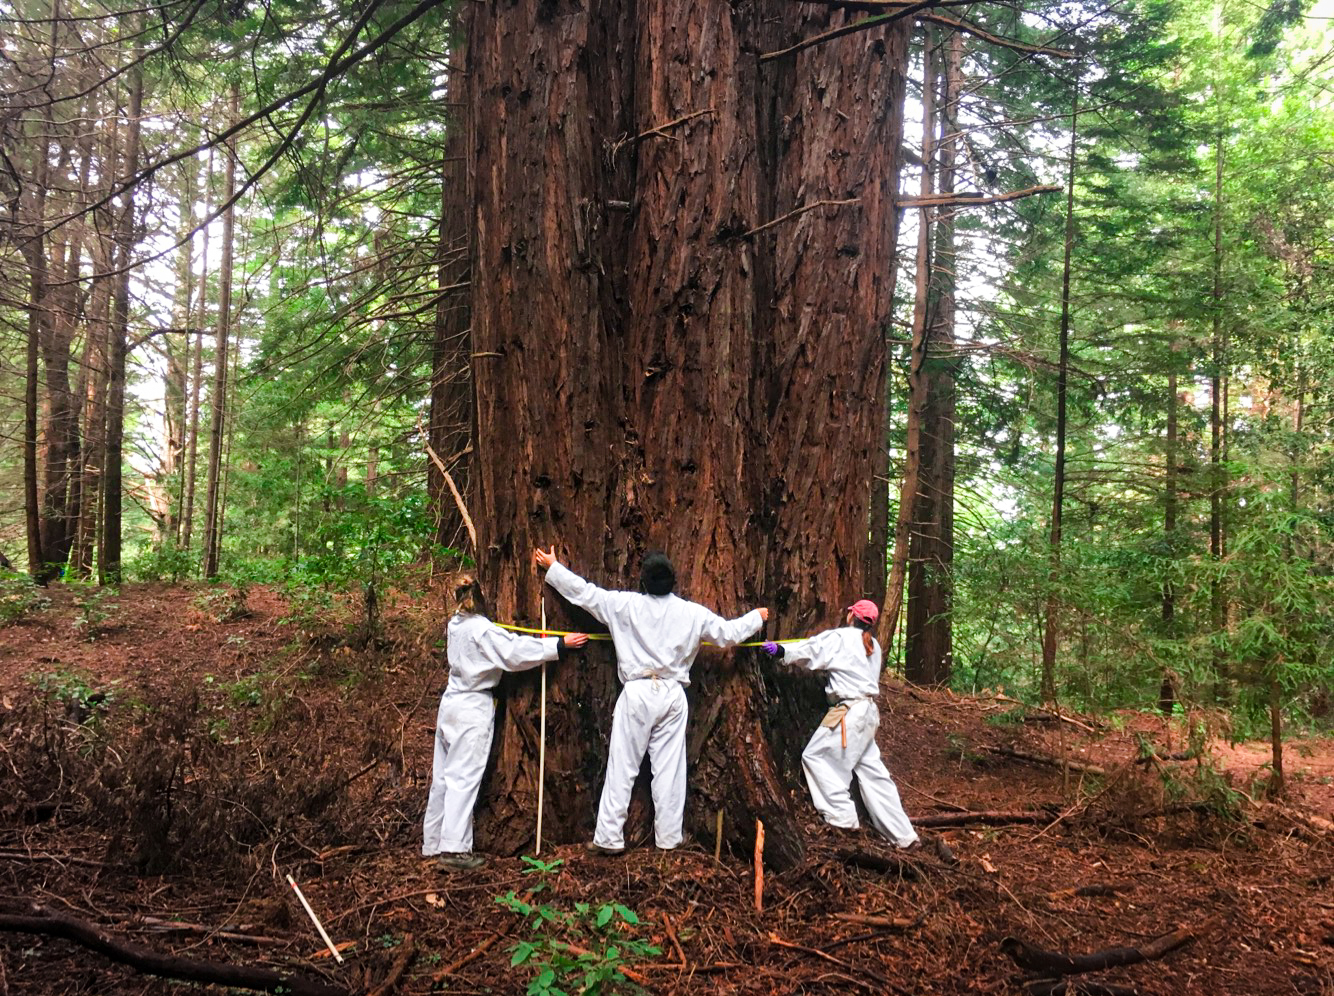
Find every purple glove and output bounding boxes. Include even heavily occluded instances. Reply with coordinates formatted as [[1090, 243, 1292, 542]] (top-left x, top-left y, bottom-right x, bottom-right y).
[[761, 640, 781, 656]]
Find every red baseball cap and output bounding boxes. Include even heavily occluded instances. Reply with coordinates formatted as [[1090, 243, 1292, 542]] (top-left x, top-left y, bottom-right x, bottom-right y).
[[846, 599, 879, 624]]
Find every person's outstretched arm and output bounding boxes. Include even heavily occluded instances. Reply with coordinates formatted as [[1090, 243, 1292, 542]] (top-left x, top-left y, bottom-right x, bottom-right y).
[[699, 605, 769, 648], [534, 547, 621, 625], [479, 621, 589, 672], [763, 629, 837, 669]]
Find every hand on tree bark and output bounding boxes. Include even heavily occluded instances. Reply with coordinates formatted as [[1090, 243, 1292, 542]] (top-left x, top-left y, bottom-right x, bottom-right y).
[[533, 547, 557, 570], [562, 633, 588, 649], [758, 607, 769, 621]]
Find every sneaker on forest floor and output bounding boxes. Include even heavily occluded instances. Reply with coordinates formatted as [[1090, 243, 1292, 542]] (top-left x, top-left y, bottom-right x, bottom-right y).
[[436, 853, 486, 870], [584, 842, 626, 857]]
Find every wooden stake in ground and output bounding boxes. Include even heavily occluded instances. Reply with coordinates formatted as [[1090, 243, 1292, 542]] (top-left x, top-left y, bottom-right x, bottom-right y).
[[714, 808, 724, 861], [537, 597, 548, 855], [286, 875, 344, 964], [754, 819, 765, 912]]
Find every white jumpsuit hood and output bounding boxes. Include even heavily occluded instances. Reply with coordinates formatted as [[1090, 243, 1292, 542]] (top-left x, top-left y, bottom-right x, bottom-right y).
[[544, 561, 763, 849], [421, 613, 559, 856], [784, 627, 918, 848]]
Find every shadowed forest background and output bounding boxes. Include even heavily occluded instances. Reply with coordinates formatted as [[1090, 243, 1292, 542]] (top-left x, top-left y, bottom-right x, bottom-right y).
[[2, 0, 1333, 993]]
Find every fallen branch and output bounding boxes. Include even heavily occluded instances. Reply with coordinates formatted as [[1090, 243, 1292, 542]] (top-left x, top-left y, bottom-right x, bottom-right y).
[[0, 850, 109, 869], [768, 931, 891, 986], [639, 960, 743, 972], [0, 904, 346, 996], [983, 745, 1107, 778], [1048, 885, 1126, 900], [136, 917, 291, 948], [836, 849, 922, 880], [367, 932, 415, 996], [1024, 982, 1139, 996], [1132, 750, 1198, 766], [661, 912, 686, 967], [1001, 919, 1215, 976], [555, 942, 650, 986], [829, 913, 917, 929], [432, 933, 500, 983], [913, 809, 1055, 828]]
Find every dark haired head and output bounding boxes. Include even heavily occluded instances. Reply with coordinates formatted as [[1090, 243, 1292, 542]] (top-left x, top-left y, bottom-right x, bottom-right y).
[[640, 551, 676, 596], [451, 574, 488, 616]]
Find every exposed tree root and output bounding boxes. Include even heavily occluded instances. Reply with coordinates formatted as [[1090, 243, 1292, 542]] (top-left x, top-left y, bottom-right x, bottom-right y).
[[0, 903, 346, 996], [1000, 918, 1215, 976]]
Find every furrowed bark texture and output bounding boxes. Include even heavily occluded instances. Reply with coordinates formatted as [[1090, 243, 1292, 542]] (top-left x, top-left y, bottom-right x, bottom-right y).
[[467, 0, 908, 867]]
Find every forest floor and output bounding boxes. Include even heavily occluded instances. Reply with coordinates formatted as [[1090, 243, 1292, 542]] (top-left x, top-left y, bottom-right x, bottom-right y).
[[2, 583, 1332, 996]]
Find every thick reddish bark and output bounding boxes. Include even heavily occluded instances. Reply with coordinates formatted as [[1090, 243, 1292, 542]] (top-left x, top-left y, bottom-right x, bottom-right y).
[[467, 0, 909, 868]]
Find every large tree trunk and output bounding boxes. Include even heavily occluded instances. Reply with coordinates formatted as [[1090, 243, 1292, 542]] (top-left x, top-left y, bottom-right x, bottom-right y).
[[906, 28, 959, 688], [202, 83, 240, 579], [467, 0, 908, 868]]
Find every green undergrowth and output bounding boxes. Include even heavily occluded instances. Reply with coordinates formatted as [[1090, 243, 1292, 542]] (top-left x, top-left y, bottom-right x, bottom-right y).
[[495, 856, 660, 996]]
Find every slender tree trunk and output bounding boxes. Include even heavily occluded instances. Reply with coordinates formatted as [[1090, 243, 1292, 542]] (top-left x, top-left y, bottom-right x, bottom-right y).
[[1209, 125, 1227, 703], [906, 28, 960, 688], [862, 212, 903, 611], [71, 184, 117, 579], [202, 83, 240, 579], [1159, 351, 1179, 716], [100, 29, 145, 585], [58, 103, 96, 575], [881, 25, 936, 650], [21, 13, 59, 578], [38, 116, 93, 579], [427, 53, 473, 555], [1039, 84, 1079, 704], [163, 152, 197, 544], [24, 264, 45, 578], [181, 147, 213, 554]]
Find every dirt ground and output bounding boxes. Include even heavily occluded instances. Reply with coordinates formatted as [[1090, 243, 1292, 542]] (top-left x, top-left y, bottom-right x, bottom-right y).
[[1, 583, 1332, 995]]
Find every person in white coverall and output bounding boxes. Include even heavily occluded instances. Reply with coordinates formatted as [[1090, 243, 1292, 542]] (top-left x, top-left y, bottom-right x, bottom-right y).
[[762, 599, 918, 849], [423, 575, 588, 870], [534, 547, 768, 854]]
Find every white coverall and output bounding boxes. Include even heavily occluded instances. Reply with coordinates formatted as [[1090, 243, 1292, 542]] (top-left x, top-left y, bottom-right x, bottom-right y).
[[783, 627, 918, 848], [544, 561, 764, 850], [421, 613, 560, 856]]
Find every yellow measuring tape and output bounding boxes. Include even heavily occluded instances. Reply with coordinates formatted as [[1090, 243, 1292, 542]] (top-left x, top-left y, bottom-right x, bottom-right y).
[[496, 622, 801, 648]]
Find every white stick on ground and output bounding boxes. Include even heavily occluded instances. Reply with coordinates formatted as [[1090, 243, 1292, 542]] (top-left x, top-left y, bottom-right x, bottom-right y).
[[537, 598, 548, 856], [286, 874, 344, 964]]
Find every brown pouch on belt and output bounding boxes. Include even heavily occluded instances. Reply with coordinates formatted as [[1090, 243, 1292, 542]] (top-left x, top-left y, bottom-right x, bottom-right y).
[[820, 704, 849, 730]]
